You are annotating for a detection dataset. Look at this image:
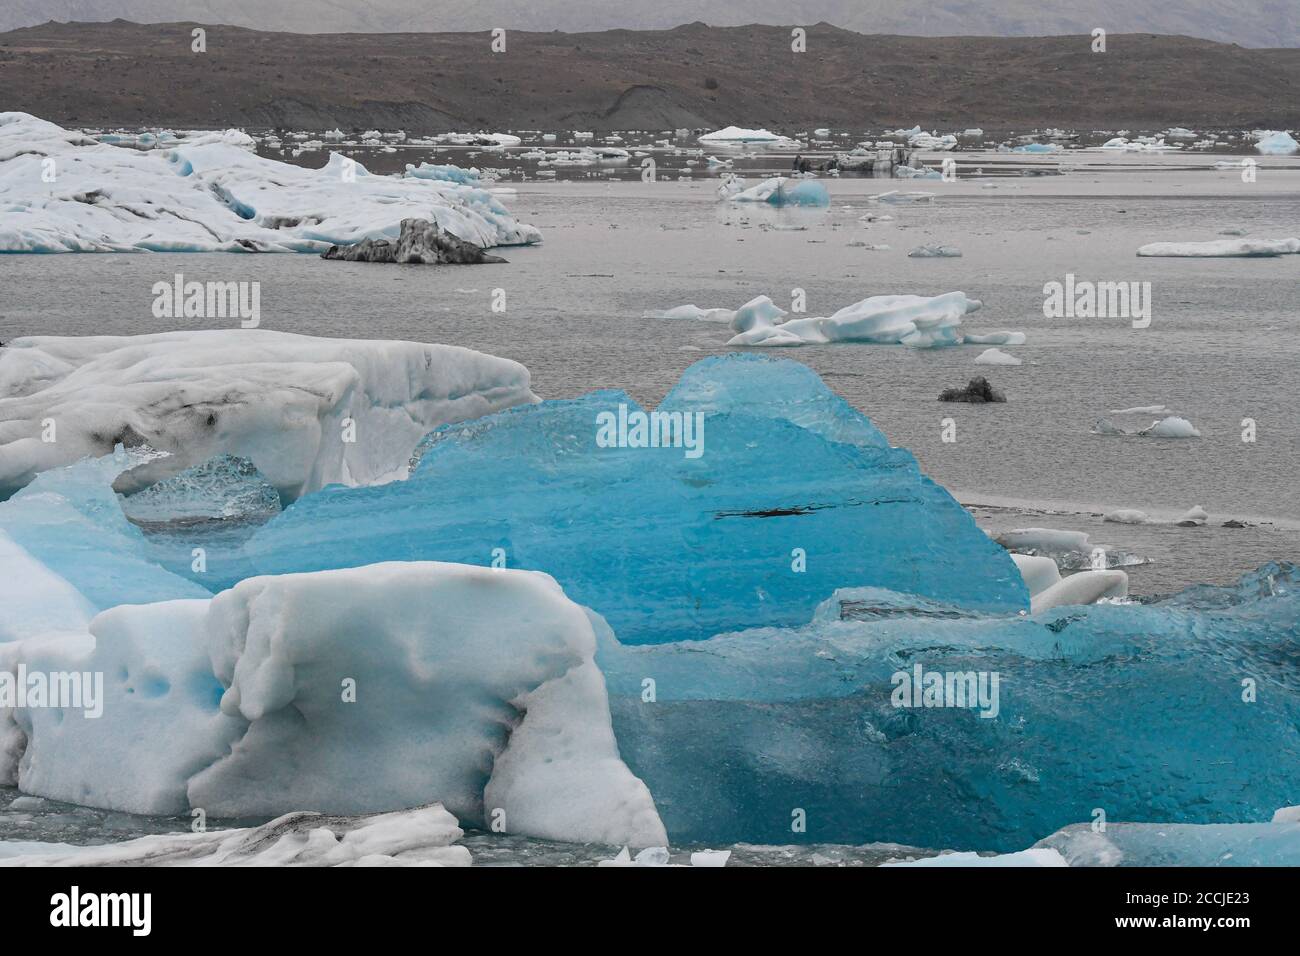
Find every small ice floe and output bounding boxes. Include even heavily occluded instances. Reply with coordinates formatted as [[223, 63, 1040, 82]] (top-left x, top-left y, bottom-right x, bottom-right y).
[[1092, 415, 1201, 438], [867, 190, 935, 203], [884, 847, 1068, 867], [1031, 568, 1129, 613], [908, 132, 957, 151], [973, 348, 1021, 366], [1252, 129, 1300, 155], [895, 164, 943, 180], [859, 212, 895, 222], [642, 304, 736, 322], [965, 331, 1027, 345], [1103, 508, 1150, 525], [996, 527, 1148, 574], [598, 846, 731, 867], [705, 155, 734, 167], [1137, 238, 1300, 257], [908, 244, 962, 257], [1178, 505, 1210, 526], [1011, 142, 1062, 153], [726, 291, 980, 348], [718, 175, 830, 206], [1273, 806, 1300, 824]]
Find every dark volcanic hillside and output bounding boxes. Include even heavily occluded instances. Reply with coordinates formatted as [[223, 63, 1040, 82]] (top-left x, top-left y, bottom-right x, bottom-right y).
[[2, 19, 1298, 131]]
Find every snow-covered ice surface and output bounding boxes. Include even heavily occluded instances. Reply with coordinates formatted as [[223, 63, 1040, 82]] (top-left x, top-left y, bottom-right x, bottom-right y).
[[3, 553, 664, 846], [0, 329, 538, 499], [1, 805, 471, 867], [0, 113, 540, 253]]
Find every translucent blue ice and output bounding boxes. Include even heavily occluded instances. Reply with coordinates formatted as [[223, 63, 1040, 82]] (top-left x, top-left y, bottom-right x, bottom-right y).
[[595, 562, 1300, 850], [0, 448, 210, 609], [245, 354, 1027, 644]]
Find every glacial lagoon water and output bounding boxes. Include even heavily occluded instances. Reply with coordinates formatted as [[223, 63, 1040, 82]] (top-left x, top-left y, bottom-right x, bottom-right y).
[[2, 148, 1298, 860]]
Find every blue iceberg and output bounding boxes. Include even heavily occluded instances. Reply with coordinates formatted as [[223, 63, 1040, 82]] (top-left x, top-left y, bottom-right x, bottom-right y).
[[244, 355, 1027, 644], [595, 562, 1300, 851]]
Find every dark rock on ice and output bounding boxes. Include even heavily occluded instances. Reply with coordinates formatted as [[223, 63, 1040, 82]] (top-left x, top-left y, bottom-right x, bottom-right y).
[[939, 376, 1005, 403], [322, 218, 506, 264]]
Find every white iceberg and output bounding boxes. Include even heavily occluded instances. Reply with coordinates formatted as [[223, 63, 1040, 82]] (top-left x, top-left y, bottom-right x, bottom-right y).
[[1253, 130, 1300, 155], [726, 292, 980, 349], [0, 113, 540, 253], [1030, 570, 1129, 613], [6, 560, 667, 848], [698, 126, 797, 148], [973, 348, 1021, 366], [1137, 238, 1300, 257], [0, 330, 538, 500]]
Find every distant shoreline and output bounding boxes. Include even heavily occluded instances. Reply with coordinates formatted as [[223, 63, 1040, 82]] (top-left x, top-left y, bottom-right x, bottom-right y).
[[3, 20, 1298, 132]]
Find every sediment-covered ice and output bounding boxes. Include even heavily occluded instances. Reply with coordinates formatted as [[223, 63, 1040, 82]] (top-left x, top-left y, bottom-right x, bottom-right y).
[[0, 330, 538, 500], [725, 292, 981, 348], [0, 113, 540, 253], [1137, 238, 1300, 257], [244, 355, 1029, 643], [0, 805, 472, 867]]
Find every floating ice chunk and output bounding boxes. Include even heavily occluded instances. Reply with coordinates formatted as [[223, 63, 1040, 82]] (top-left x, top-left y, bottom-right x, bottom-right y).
[[1273, 806, 1300, 824], [0, 805, 472, 867], [1103, 508, 1150, 525], [885, 848, 1068, 867], [964, 331, 1027, 346], [1137, 238, 1300, 257], [1253, 130, 1300, 155], [246, 355, 1028, 644], [973, 348, 1020, 366], [995, 527, 1091, 555], [1036, 818, 1300, 867], [1092, 415, 1201, 438], [403, 162, 482, 185], [691, 849, 732, 867], [0, 330, 537, 500], [1141, 416, 1201, 438], [0, 112, 539, 253], [1030, 569, 1128, 613], [908, 133, 958, 151], [1178, 505, 1210, 526], [698, 126, 796, 147], [867, 190, 935, 203], [908, 244, 962, 257], [642, 304, 736, 322], [726, 292, 979, 349], [1010, 554, 1061, 598], [719, 176, 830, 206], [1011, 143, 1061, 154]]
